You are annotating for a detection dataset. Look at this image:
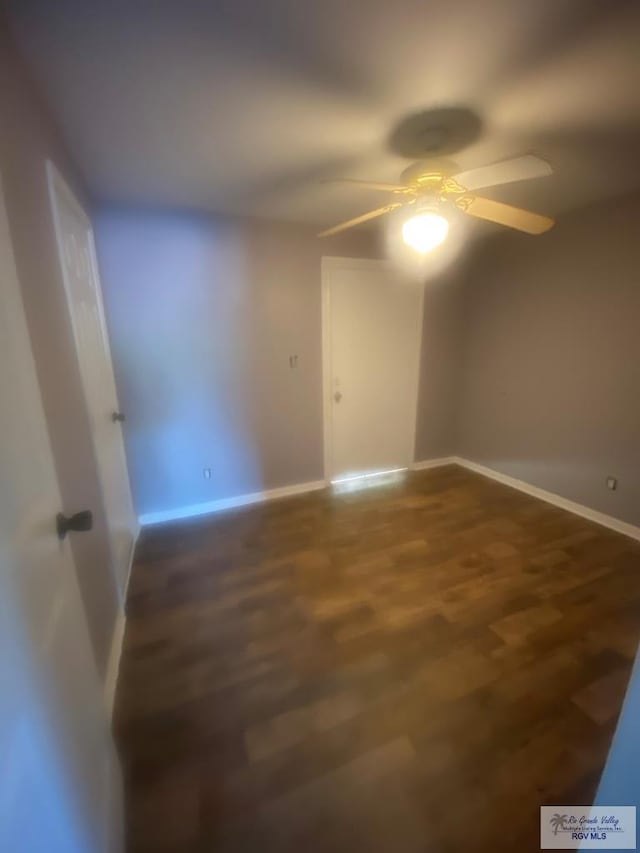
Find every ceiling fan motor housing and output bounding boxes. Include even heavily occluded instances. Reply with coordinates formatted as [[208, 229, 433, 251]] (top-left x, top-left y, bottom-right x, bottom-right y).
[[400, 160, 458, 186]]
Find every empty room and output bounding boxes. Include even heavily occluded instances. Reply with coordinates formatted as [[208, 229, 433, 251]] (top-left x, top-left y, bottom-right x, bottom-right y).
[[1, 1, 639, 851]]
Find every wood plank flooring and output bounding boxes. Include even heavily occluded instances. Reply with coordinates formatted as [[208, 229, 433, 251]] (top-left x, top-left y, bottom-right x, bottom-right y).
[[115, 466, 640, 852]]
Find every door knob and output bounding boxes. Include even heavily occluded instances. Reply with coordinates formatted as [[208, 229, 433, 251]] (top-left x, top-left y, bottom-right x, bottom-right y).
[[112, 411, 125, 423], [56, 510, 93, 541], [334, 391, 343, 403]]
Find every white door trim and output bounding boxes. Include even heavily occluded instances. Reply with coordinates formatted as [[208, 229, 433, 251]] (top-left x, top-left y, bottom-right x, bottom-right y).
[[46, 160, 139, 606], [321, 256, 424, 482]]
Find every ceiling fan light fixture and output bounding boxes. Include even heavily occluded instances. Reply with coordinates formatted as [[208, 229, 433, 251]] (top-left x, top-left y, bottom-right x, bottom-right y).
[[402, 211, 449, 253], [319, 155, 554, 240]]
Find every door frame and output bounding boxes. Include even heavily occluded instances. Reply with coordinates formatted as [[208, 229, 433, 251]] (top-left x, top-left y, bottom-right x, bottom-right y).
[[321, 256, 425, 483], [46, 160, 138, 606]]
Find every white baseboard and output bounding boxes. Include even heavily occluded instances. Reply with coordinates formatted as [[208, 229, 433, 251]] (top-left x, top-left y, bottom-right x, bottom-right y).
[[104, 525, 139, 719], [103, 742, 124, 853], [119, 525, 138, 608], [104, 607, 125, 719], [411, 456, 457, 471], [139, 479, 327, 527], [454, 457, 640, 543], [138, 455, 639, 535]]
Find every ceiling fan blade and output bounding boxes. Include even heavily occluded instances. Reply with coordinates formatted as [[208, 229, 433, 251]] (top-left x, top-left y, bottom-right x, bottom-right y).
[[318, 202, 404, 237], [462, 196, 554, 234], [323, 178, 411, 193], [453, 155, 552, 191]]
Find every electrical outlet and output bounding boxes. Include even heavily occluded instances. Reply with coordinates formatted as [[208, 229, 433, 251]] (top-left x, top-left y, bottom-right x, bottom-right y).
[[203, 468, 212, 480], [606, 476, 617, 491]]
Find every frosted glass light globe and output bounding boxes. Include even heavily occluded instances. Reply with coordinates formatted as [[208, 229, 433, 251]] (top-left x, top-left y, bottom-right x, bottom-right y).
[[402, 212, 449, 253]]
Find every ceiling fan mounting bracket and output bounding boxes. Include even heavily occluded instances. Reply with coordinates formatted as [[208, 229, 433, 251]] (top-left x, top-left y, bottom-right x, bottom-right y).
[[389, 108, 483, 159], [454, 195, 475, 213], [442, 177, 467, 195]]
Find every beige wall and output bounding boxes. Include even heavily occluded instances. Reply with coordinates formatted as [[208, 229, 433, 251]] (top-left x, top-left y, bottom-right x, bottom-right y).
[[457, 192, 640, 527], [0, 15, 118, 675]]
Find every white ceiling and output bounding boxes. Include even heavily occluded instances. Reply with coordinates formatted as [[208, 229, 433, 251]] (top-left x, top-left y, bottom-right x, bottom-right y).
[[7, 0, 640, 228]]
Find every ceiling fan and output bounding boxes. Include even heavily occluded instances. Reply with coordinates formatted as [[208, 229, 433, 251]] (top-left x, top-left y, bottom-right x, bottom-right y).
[[318, 154, 554, 252]]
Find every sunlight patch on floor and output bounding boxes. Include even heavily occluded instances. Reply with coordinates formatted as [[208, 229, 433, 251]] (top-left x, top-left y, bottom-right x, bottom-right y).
[[330, 468, 408, 494]]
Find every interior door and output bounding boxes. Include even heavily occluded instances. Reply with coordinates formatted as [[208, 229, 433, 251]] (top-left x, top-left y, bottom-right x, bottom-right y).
[[323, 257, 423, 482], [48, 163, 137, 602], [0, 177, 121, 852]]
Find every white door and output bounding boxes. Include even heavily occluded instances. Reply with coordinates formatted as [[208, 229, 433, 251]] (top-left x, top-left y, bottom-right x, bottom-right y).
[[0, 177, 122, 852], [322, 257, 423, 482], [48, 163, 137, 602]]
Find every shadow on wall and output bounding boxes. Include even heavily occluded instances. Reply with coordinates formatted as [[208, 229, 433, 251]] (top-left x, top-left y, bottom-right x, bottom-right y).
[[94, 210, 377, 519], [95, 213, 263, 517]]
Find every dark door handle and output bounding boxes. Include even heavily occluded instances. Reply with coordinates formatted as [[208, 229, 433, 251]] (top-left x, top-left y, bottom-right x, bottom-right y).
[[112, 412, 125, 423], [57, 510, 93, 541]]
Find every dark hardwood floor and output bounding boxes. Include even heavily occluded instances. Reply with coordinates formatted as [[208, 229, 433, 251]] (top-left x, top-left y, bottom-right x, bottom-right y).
[[115, 466, 640, 852]]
